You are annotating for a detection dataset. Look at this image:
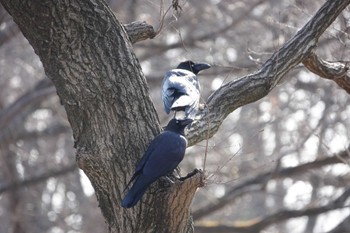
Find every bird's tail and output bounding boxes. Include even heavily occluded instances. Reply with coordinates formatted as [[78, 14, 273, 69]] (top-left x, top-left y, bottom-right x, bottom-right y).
[[171, 95, 197, 119], [171, 95, 192, 110], [121, 177, 153, 208]]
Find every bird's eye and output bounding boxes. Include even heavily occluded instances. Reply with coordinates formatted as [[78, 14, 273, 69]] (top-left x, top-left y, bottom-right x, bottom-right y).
[[176, 120, 179, 124]]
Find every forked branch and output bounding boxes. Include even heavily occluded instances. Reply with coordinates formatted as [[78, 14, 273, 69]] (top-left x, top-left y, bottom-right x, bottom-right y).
[[187, 0, 350, 146]]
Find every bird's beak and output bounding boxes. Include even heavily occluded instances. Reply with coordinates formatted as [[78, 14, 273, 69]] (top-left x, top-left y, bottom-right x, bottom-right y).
[[180, 119, 194, 126], [194, 63, 211, 72]]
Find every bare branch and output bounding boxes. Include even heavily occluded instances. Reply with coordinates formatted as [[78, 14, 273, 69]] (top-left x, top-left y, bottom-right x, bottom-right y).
[[0, 19, 20, 46], [0, 164, 77, 194], [0, 4, 20, 45], [303, 52, 350, 94], [195, 187, 350, 233], [138, 0, 266, 60], [0, 79, 56, 131], [187, 0, 350, 146], [193, 145, 350, 220], [0, 123, 71, 147]]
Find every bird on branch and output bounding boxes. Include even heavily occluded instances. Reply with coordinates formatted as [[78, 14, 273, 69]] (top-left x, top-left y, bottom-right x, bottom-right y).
[[121, 118, 193, 208], [162, 60, 211, 120]]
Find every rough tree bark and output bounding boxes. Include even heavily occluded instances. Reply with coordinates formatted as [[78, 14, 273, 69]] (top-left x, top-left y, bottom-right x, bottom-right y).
[[303, 52, 350, 94], [0, 1, 201, 232], [0, 0, 349, 233]]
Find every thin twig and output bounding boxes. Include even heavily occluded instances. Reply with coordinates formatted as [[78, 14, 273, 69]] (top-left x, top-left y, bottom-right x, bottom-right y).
[[153, 0, 174, 37], [202, 112, 210, 175]]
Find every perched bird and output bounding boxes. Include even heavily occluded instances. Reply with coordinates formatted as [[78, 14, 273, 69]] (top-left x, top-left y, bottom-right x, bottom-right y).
[[121, 118, 193, 208], [162, 60, 211, 119]]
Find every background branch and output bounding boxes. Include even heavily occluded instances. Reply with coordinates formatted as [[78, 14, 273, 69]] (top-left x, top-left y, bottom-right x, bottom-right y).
[[187, 0, 350, 146], [193, 145, 350, 220], [195, 187, 350, 233], [303, 52, 350, 93], [0, 164, 77, 194]]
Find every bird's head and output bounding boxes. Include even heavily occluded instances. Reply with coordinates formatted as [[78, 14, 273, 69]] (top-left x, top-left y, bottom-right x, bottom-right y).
[[165, 118, 193, 134], [177, 60, 211, 75]]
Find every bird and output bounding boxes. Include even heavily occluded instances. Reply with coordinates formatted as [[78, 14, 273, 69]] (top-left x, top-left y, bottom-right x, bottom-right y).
[[121, 118, 193, 208], [162, 60, 211, 119]]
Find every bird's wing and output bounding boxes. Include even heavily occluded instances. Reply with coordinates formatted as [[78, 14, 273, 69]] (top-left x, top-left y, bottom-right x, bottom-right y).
[[122, 132, 187, 208], [162, 71, 176, 114], [162, 69, 200, 113], [123, 134, 166, 192], [171, 95, 193, 109], [121, 174, 154, 208], [142, 132, 187, 178]]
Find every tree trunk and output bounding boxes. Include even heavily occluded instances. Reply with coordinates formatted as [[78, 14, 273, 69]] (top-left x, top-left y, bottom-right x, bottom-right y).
[[0, 0, 202, 232], [1, 0, 350, 232]]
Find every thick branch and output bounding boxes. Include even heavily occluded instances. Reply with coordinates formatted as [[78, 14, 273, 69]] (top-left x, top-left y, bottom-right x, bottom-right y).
[[303, 52, 350, 94], [152, 171, 204, 232], [187, 0, 350, 145], [124, 21, 156, 44]]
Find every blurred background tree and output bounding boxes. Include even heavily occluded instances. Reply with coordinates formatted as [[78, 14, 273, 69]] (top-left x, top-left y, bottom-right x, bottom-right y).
[[0, 0, 349, 232]]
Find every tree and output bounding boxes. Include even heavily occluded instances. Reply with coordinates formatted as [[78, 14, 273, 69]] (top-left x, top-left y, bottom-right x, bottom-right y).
[[0, 0, 349, 232]]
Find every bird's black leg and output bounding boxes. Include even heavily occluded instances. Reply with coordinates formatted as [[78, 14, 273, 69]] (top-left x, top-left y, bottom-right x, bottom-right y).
[[179, 168, 201, 181]]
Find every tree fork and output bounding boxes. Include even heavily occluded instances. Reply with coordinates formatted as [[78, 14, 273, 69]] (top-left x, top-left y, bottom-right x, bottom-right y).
[[1, 0, 350, 232], [0, 0, 201, 232]]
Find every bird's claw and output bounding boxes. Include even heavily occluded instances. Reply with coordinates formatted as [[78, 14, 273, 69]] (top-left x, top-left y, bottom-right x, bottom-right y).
[[179, 168, 201, 181]]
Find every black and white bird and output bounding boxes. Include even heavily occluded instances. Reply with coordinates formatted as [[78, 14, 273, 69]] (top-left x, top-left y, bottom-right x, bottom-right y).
[[162, 61, 211, 119], [121, 118, 193, 208]]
